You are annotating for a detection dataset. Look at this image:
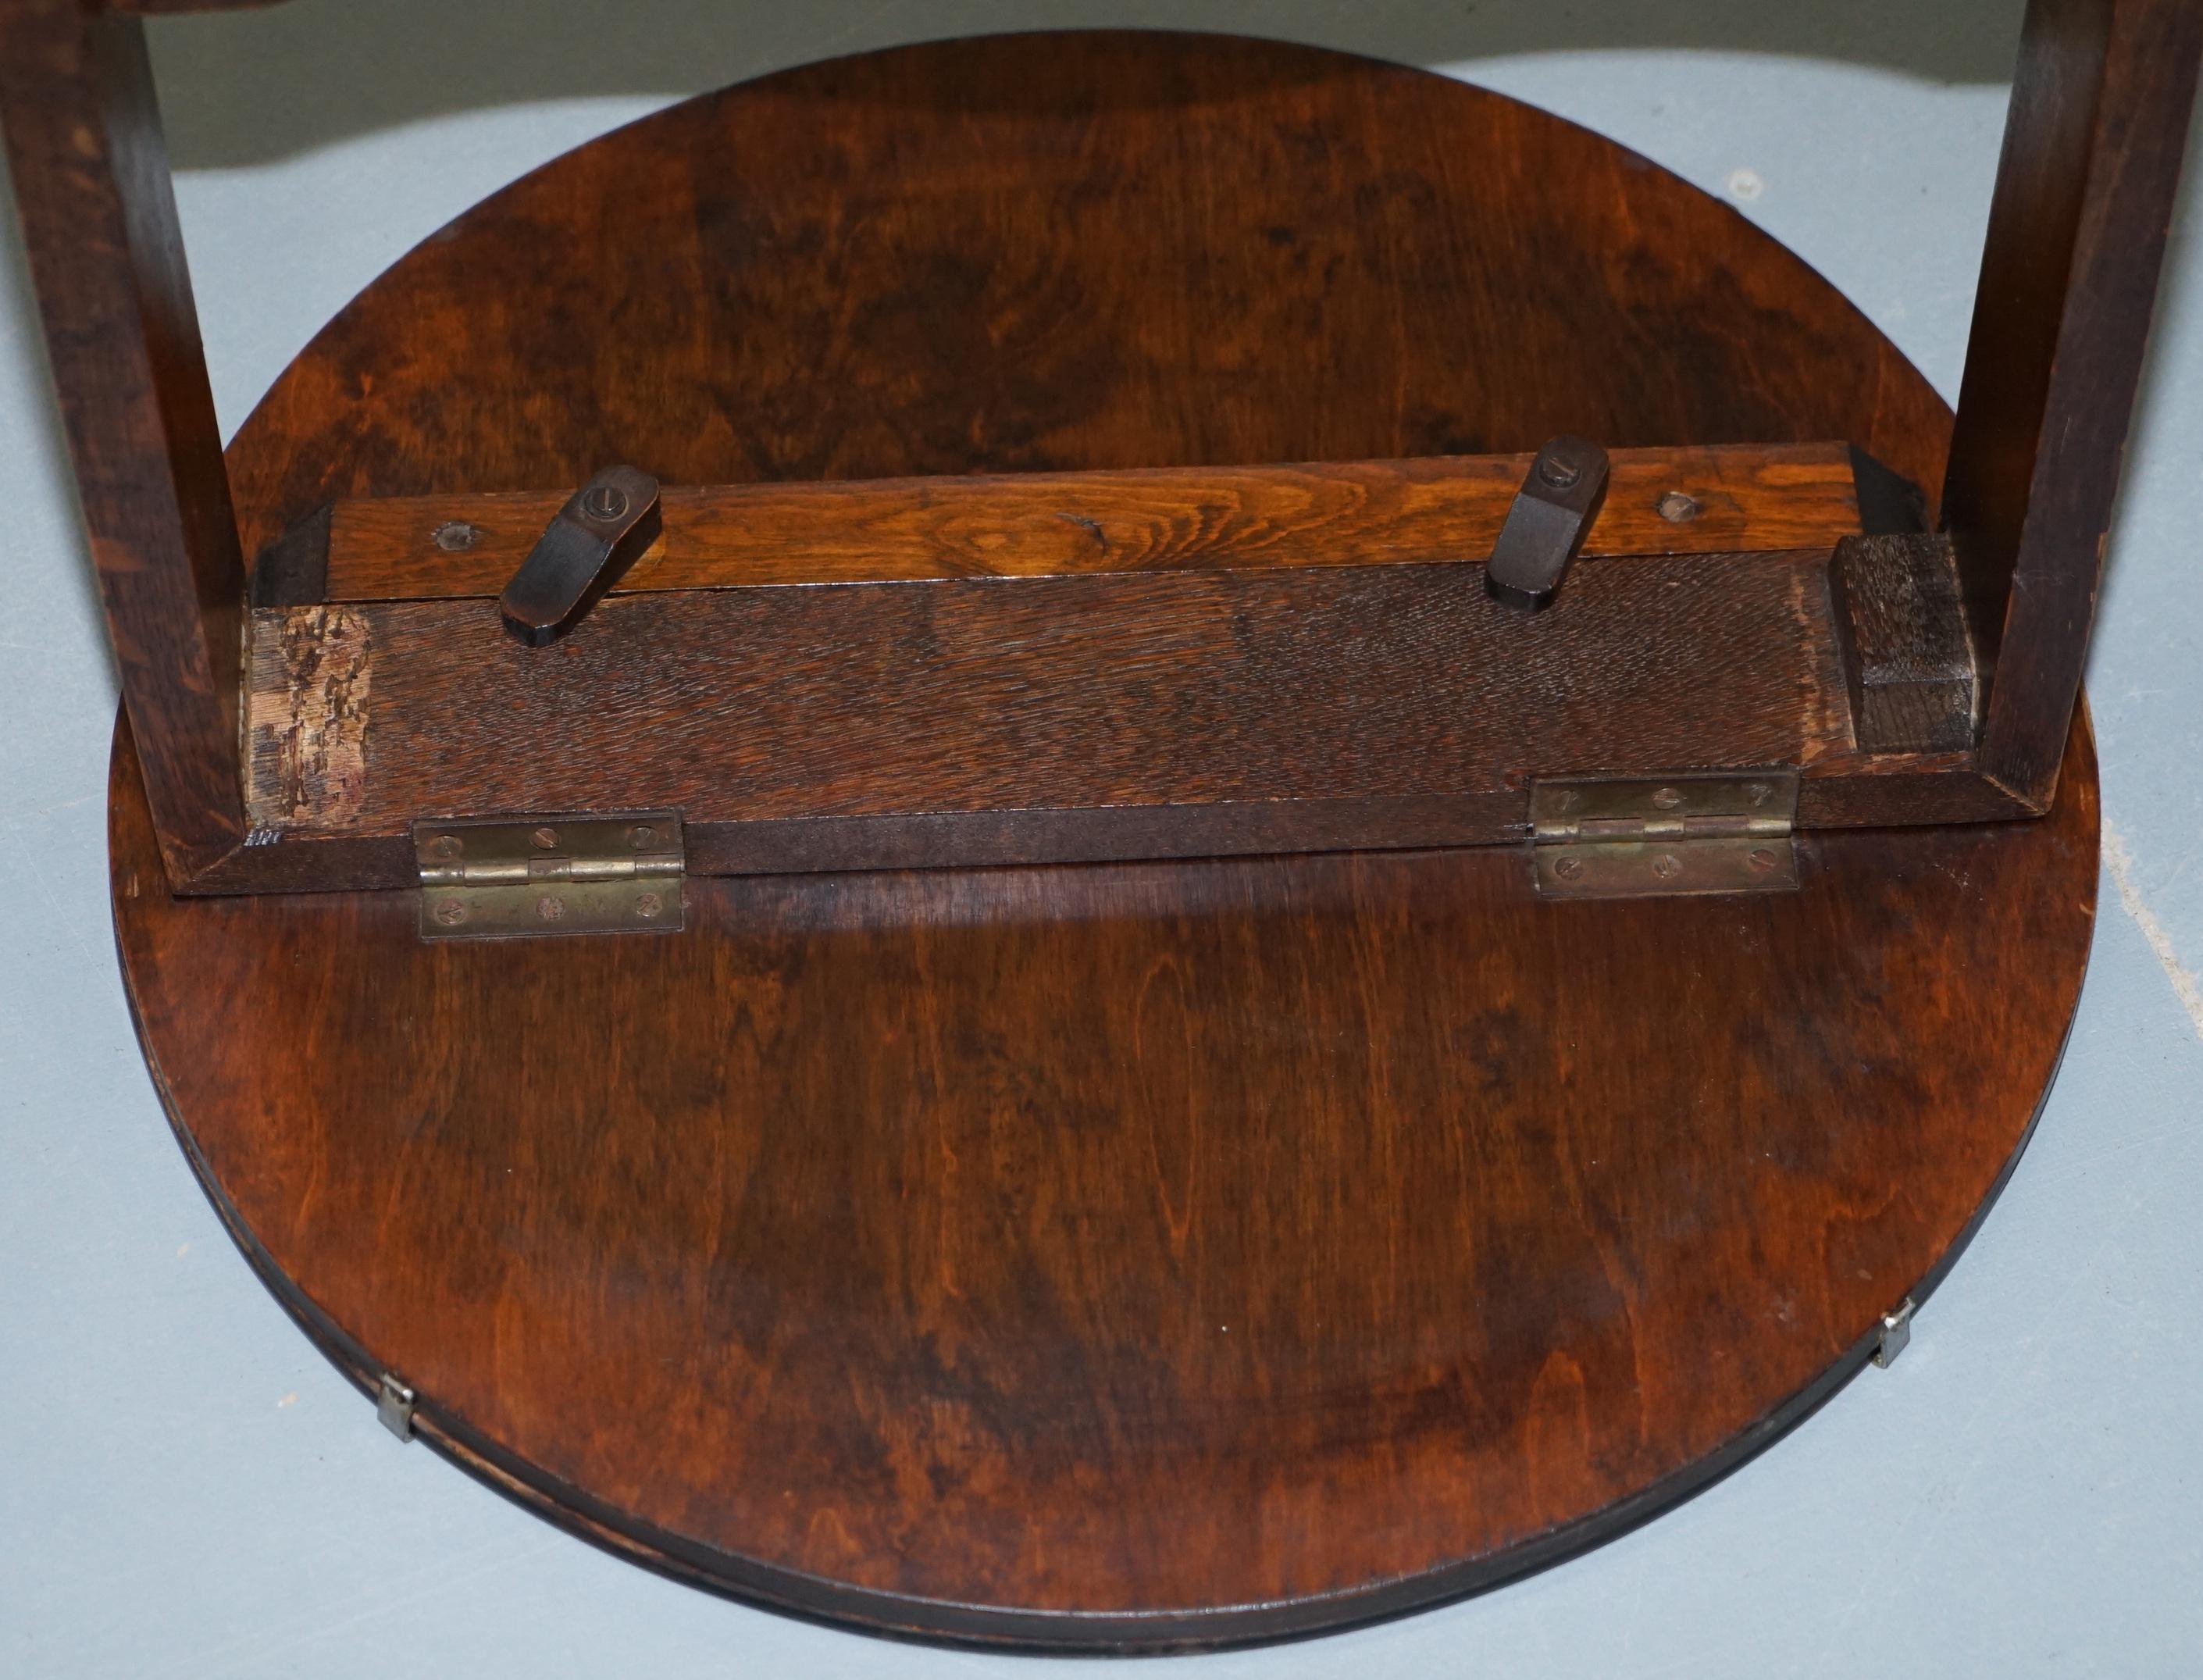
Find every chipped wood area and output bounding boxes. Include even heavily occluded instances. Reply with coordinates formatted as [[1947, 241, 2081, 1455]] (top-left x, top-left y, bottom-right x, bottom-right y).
[[246, 605, 371, 830]]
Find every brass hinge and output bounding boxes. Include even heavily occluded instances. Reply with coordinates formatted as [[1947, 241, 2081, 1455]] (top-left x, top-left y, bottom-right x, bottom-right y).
[[414, 811, 685, 940], [1530, 771, 1798, 900]]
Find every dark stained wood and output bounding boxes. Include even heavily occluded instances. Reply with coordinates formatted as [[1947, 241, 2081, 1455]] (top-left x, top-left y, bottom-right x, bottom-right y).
[[222, 34, 1955, 563], [229, 441, 1920, 886], [1798, 751, 2033, 829], [112, 697, 2101, 1647], [248, 501, 330, 608], [240, 549, 1849, 874], [1944, 0, 2203, 802], [308, 443, 1870, 601], [12, 2, 2180, 896], [0, 4, 247, 880], [1847, 444, 1930, 537], [194, 20, 1971, 897], [105, 33, 2103, 1649], [9, 18, 1980, 900], [1829, 533, 1979, 754]]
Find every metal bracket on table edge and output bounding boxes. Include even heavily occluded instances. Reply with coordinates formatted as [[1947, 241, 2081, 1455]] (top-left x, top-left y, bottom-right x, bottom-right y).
[[1873, 1299, 1916, 1369], [377, 1373, 417, 1441]]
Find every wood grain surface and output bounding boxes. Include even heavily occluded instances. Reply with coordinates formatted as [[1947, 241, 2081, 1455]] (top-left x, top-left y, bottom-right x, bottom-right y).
[[115, 32, 2098, 1648], [194, 21, 1970, 894], [1829, 533, 1979, 754], [237, 439, 1983, 883], [241, 549, 1848, 854], [114, 701, 2101, 1646], [1943, 0, 2202, 802], [220, 36, 1954, 561], [0, 7, 248, 879], [309, 443, 1869, 600]]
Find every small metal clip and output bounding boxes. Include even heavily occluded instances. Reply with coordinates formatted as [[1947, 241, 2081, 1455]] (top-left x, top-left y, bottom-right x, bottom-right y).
[[1872, 1299, 1916, 1368], [377, 1373, 418, 1441], [1485, 437, 1610, 611]]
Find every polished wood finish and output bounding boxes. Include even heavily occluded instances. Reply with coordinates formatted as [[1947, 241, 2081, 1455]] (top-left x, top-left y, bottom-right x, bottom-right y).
[[114, 701, 2101, 1648], [305, 443, 1870, 601], [1945, 0, 2203, 802], [105, 35, 2105, 1646], [0, 3, 247, 880]]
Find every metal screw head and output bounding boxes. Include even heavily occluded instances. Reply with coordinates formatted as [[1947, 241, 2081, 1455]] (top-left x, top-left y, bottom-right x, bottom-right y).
[[1652, 852, 1682, 880], [581, 484, 631, 523], [1537, 450, 1585, 490], [1652, 786, 1684, 811], [536, 895, 566, 922], [1747, 848, 1780, 876], [1657, 491, 1701, 524], [1553, 855, 1586, 883], [628, 824, 658, 851], [433, 899, 468, 926], [433, 521, 481, 552], [635, 891, 665, 921], [530, 827, 559, 850], [424, 833, 463, 861]]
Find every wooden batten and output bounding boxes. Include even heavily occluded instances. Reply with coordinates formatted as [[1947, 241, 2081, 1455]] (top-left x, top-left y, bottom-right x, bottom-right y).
[[1828, 533, 1980, 754], [295, 443, 1870, 603]]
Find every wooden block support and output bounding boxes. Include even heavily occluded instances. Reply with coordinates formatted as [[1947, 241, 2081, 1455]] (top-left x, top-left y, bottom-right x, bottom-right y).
[[1829, 534, 1980, 755]]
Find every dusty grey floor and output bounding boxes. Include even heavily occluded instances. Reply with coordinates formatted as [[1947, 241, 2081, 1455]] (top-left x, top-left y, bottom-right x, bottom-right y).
[[3, 4, 2199, 1675]]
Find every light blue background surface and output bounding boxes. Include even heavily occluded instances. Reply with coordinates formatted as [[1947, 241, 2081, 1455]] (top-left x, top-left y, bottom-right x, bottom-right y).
[[3, 5, 2198, 1675]]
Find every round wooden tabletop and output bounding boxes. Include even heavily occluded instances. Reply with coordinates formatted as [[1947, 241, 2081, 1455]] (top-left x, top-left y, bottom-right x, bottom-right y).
[[115, 32, 2098, 1650]]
